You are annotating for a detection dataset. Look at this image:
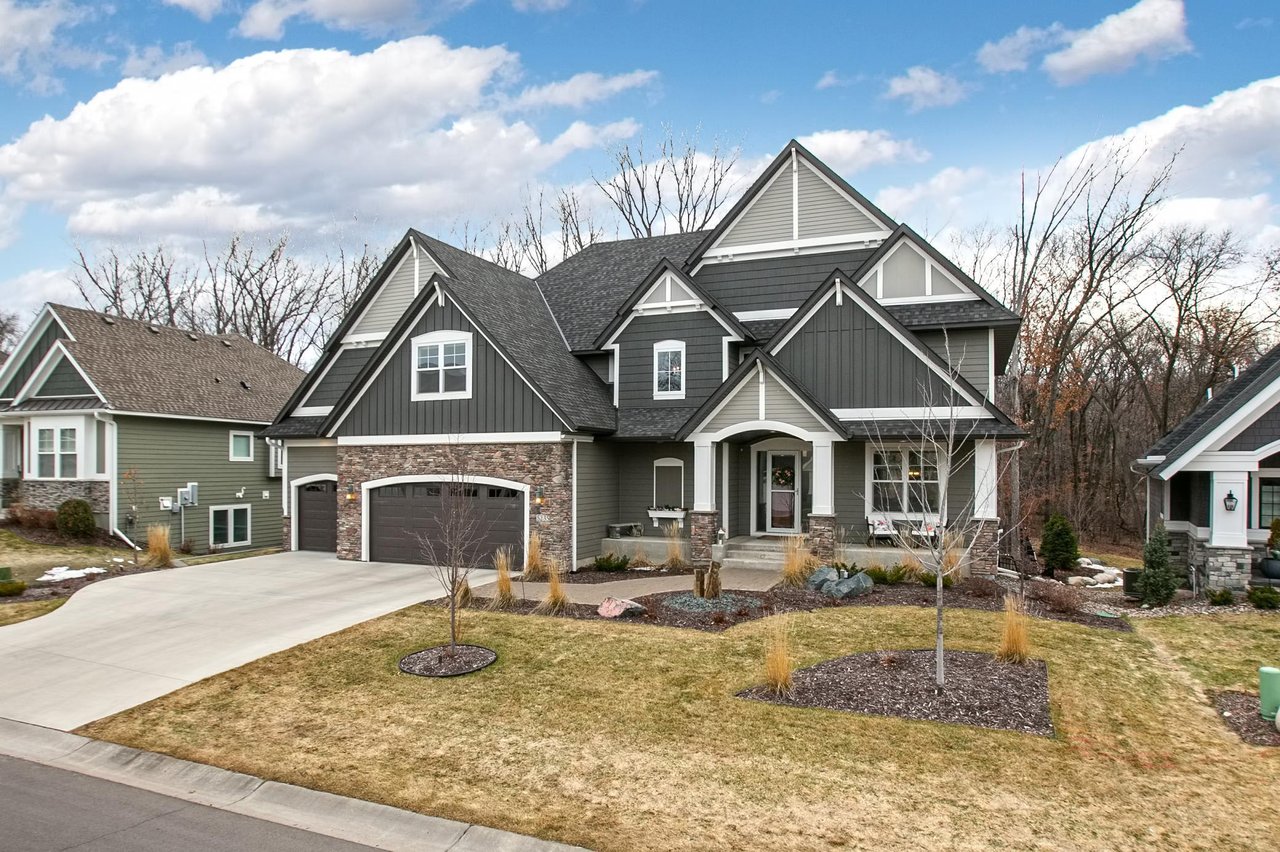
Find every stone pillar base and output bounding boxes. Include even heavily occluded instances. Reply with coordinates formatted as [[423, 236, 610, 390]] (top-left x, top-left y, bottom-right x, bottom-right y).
[[969, 519, 999, 575], [807, 514, 836, 563], [1203, 546, 1252, 591], [281, 515, 292, 552], [690, 510, 719, 567]]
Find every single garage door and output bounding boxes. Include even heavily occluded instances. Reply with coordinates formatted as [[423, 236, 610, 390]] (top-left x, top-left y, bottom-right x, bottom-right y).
[[369, 482, 523, 566], [296, 480, 338, 551]]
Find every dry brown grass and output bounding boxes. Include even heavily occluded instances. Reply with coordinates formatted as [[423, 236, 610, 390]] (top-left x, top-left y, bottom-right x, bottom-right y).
[[662, 523, 685, 569], [763, 618, 792, 696], [81, 606, 1280, 851], [522, 532, 548, 581], [145, 524, 174, 568], [534, 561, 570, 615], [453, 579, 472, 610], [488, 548, 516, 611], [780, 535, 817, 587], [940, 537, 965, 580], [0, 598, 63, 627], [898, 552, 923, 581], [631, 544, 651, 567], [996, 594, 1030, 664]]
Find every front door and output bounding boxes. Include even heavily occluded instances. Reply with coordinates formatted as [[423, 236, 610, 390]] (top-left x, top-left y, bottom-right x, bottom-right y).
[[767, 451, 800, 533]]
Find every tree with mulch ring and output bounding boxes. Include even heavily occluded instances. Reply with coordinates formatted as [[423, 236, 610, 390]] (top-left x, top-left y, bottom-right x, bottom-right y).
[[399, 644, 497, 678], [740, 649, 1054, 736]]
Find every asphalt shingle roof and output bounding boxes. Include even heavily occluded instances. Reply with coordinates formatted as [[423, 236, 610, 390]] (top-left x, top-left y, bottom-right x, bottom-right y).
[[536, 231, 710, 351], [886, 300, 1019, 328], [840, 419, 1026, 439], [48, 305, 304, 423], [261, 416, 326, 438], [612, 407, 700, 439]]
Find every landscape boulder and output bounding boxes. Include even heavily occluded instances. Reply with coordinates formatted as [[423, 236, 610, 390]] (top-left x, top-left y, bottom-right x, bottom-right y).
[[1093, 572, 1119, 585], [806, 565, 838, 591], [597, 597, 646, 618], [828, 572, 874, 599], [1066, 575, 1096, 587]]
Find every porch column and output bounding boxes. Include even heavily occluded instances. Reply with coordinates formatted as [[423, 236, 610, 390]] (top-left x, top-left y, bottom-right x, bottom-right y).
[[807, 438, 837, 562], [690, 437, 718, 567], [972, 440, 998, 519], [1209, 470, 1249, 548]]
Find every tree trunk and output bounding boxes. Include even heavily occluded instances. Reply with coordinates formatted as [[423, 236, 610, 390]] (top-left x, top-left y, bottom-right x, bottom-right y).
[[935, 567, 945, 692]]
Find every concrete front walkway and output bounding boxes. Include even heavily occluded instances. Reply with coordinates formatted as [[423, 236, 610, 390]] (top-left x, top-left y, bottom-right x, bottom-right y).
[[0, 552, 490, 731], [479, 566, 779, 606]]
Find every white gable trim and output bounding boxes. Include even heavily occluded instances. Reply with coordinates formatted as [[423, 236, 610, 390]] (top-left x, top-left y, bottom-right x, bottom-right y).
[[601, 270, 744, 349], [1159, 370, 1280, 478], [866, 238, 981, 304], [13, 342, 106, 405], [798, 158, 893, 234], [690, 238, 886, 276], [343, 246, 413, 343], [708, 161, 791, 255], [770, 278, 982, 408], [685, 360, 841, 441]]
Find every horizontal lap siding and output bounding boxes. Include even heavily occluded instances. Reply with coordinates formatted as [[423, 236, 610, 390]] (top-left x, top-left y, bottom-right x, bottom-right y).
[[617, 442, 693, 537], [693, 249, 875, 314], [705, 382, 759, 433], [797, 163, 878, 239], [351, 252, 441, 337], [287, 445, 337, 482], [773, 296, 952, 409], [35, 359, 93, 397], [719, 171, 792, 247], [762, 374, 824, 432], [575, 441, 618, 562], [946, 443, 975, 524], [304, 348, 377, 407], [2, 324, 64, 399], [336, 299, 563, 436], [116, 416, 281, 554], [617, 313, 724, 410], [916, 329, 991, 396]]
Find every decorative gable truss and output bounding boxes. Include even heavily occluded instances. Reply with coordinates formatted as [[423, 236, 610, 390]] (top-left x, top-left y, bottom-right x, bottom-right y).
[[0, 305, 73, 401], [12, 342, 105, 405], [595, 259, 749, 405]]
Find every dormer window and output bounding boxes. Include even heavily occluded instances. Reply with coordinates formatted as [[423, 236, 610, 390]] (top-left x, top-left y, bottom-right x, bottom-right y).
[[654, 340, 685, 400], [411, 331, 472, 401]]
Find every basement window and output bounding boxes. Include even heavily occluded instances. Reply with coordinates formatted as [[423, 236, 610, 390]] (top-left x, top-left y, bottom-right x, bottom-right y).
[[210, 504, 251, 548]]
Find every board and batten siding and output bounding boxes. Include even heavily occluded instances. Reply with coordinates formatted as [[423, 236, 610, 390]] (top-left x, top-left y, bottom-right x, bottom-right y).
[[796, 162, 879, 239], [574, 440, 618, 563], [616, 312, 726, 410], [335, 298, 564, 437], [303, 348, 377, 407], [34, 359, 94, 397], [773, 295, 953, 410], [617, 442, 693, 538], [915, 329, 991, 396], [115, 415, 281, 554], [350, 250, 443, 337], [693, 248, 875, 315], [1, 322, 65, 399], [287, 444, 337, 483]]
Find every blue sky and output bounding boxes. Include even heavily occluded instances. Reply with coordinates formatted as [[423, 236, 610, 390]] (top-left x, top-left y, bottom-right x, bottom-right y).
[[1, 0, 1277, 319]]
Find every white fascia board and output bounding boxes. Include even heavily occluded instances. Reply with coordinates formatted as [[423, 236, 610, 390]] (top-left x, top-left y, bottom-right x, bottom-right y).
[[0, 306, 58, 396], [1161, 372, 1280, 477], [107, 410, 272, 426], [337, 432, 568, 446], [833, 407, 992, 421], [691, 237, 886, 275], [705, 163, 791, 257], [13, 342, 106, 405], [293, 406, 334, 417], [342, 246, 413, 341], [798, 158, 894, 233], [283, 438, 338, 447], [871, 237, 983, 302], [734, 309, 795, 322], [602, 283, 743, 349]]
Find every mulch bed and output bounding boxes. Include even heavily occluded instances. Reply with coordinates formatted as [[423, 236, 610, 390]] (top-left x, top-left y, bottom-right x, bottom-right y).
[[1211, 691, 1280, 746], [1, 522, 133, 550], [562, 565, 694, 585], [399, 644, 497, 677], [740, 649, 1054, 737]]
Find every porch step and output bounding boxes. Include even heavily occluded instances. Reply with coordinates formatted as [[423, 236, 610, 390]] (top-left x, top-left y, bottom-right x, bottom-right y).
[[724, 537, 801, 552], [720, 555, 786, 571]]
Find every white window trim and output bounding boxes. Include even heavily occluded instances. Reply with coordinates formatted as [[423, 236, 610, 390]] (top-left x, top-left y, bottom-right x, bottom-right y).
[[864, 444, 947, 520], [210, 504, 252, 549], [652, 457, 685, 507], [410, 330, 473, 402], [653, 339, 686, 400], [30, 422, 80, 480], [229, 430, 255, 462]]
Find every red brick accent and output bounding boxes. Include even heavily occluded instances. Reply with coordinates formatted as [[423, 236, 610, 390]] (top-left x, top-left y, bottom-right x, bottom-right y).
[[690, 510, 719, 567], [336, 443, 574, 566]]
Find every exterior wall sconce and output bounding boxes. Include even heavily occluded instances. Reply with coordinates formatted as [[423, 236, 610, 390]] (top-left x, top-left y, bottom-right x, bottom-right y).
[[534, 486, 545, 506], [1223, 490, 1238, 512], [346, 485, 358, 502]]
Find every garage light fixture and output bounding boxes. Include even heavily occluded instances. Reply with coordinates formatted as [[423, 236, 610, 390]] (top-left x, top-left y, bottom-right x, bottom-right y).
[[346, 485, 358, 502], [534, 486, 545, 506]]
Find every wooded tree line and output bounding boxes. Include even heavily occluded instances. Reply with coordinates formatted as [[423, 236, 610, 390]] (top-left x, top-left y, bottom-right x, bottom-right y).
[[41, 131, 1280, 544]]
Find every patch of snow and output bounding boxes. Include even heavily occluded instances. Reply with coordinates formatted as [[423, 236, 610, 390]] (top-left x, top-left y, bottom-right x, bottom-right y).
[[36, 566, 108, 583], [112, 557, 125, 563]]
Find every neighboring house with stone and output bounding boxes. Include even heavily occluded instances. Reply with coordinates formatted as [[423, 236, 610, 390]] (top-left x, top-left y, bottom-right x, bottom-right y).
[[1136, 345, 1280, 590], [0, 304, 304, 554], [265, 139, 1022, 571]]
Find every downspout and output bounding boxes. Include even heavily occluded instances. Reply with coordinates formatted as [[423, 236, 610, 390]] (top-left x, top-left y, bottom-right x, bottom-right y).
[[95, 411, 138, 550]]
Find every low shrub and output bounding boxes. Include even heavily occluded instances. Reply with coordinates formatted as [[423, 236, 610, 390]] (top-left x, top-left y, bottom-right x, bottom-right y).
[[178, 539, 195, 555], [662, 523, 686, 570], [1247, 586, 1280, 610], [862, 566, 889, 585], [763, 618, 793, 696], [55, 498, 96, 540], [0, 579, 26, 597], [965, 577, 1003, 598], [829, 560, 856, 577], [14, 505, 57, 530], [1206, 588, 1235, 606], [1027, 580, 1083, 614], [919, 570, 955, 589], [593, 552, 631, 572], [996, 594, 1030, 664]]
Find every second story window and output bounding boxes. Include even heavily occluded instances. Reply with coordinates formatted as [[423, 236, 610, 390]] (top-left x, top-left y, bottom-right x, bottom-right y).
[[412, 331, 473, 401], [654, 340, 685, 400]]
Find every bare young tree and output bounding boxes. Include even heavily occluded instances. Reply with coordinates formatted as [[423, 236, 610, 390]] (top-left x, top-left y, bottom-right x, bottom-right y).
[[0, 310, 21, 353], [556, 186, 604, 258], [72, 244, 200, 327]]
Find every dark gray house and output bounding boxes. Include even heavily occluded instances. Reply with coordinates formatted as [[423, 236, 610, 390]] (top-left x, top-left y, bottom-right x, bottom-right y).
[[0, 305, 303, 554], [1137, 345, 1280, 590], [266, 140, 1022, 570]]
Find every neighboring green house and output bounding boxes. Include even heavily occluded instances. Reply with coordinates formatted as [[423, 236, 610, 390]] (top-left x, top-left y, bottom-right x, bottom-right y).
[[0, 304, 304, 554]]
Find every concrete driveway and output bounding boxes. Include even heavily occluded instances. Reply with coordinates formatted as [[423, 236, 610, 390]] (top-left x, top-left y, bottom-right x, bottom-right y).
[[0, 552, 489, 731]]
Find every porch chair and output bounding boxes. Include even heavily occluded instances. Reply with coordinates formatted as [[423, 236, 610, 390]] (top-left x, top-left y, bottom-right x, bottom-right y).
[[865, 514, 898, 547]]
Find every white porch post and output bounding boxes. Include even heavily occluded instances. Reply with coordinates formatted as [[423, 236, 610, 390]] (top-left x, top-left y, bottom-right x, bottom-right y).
[[811, 438, 834, 516], [1209, 471, 1249, 548], [973, 439, 998, 519], [693, 438, 716, 512]]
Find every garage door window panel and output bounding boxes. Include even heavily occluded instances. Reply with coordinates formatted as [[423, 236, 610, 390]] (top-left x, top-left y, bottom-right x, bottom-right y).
[[412, 331, 472, 401]]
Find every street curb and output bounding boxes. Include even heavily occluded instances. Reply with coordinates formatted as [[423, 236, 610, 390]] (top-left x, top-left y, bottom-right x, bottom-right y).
[[0, 717, 586, 851]]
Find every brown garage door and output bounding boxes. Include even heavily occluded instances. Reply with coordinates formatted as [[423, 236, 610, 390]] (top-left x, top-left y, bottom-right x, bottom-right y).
[[296, 480, 338, 552], [368, 482, 523, 566]]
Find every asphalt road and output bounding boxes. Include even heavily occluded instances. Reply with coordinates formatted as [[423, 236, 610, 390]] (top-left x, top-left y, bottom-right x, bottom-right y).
[[0, 754, 378, 851]]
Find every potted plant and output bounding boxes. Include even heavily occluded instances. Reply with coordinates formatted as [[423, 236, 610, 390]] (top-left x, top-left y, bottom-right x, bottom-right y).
[[647, 505, 687, 528], [1261, 519, 1280, 580]]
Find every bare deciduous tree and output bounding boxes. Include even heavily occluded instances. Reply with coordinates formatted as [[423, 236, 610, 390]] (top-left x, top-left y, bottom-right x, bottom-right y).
[[0, 310, 22, 353]]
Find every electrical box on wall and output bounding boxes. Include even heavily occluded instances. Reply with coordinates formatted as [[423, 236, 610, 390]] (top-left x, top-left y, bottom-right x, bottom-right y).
[[177, 482, 199, 507], [158, 497, 173, 511]]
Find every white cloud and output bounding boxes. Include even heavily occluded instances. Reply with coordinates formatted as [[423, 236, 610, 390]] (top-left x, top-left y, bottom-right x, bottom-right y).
[[0, 0, 105, 92], [0, 267, 78, 321], [1236, 17, 1272, 30], [815, 70, 850, 90], [160, 0, 223, 20], [977, 24, 1069, 73], [759, 89, 780, 105], [0, 37, 644, 245], [883, 66, 969, 112], [511, 69, 657, 110], [237, 0, 455, 40], [797, 129, 930, 175], [874, 167, 989, 224], [1043, 0, 1191, 85], [121, 42, 209, 78], [512, 0, 569, 10]]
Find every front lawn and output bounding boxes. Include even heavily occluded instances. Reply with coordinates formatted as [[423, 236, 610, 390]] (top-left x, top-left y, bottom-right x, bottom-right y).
[[80, 605, 1278, 850], [0, 529, 133, 584], [1136, 613, 1280, 691]]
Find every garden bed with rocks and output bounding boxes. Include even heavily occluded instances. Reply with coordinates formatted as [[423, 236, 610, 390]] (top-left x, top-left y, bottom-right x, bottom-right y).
[[1211, 690, 1280, 746], [740, 649, 1054, 736], [1082, 587, 1280, 619]]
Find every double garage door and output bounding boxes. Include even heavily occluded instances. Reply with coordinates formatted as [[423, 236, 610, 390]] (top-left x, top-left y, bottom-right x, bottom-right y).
[[368, 482, 524, 566]]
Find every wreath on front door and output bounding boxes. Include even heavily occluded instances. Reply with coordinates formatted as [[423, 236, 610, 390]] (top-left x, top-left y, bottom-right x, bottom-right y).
[[772, 466, 795, 489]]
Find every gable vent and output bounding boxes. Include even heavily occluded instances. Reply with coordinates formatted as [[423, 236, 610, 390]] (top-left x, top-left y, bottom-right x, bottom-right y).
[[221, 340, 232, 348], [102, 316, 115, 325], [187, 333, 199, 341], [147, 325, 160, 334], [240, 380, 251, 390]]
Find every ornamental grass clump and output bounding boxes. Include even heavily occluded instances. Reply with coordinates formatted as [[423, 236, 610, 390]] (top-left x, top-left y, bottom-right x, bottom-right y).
[[781, 536, 817, 587], [997, 594, 1030, 665], [145, 524, 174, 568], [631, 544, 652, 568], [662, 522, 686, 570], [488, 548, 517, 610], [523, 532, 548, 581], [535, 560, 571, 615], [453, 578, 472, 610], [763, 618, 793, 697]]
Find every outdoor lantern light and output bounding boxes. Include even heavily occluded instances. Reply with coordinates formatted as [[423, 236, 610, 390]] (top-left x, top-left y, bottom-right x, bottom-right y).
[[1224, 490, 1239, 512], [346, 486, 357, 502], [534, 486, 545, 506]]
